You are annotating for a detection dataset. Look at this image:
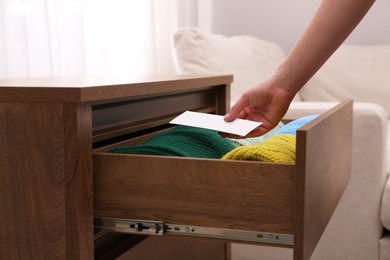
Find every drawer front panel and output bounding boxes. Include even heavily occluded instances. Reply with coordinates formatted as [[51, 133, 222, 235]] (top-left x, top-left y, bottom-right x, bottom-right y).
[[93, 153, 295, 234]]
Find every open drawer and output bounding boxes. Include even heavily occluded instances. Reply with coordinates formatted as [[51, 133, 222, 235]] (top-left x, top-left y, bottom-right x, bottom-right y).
[[93, 99, 352, 260]]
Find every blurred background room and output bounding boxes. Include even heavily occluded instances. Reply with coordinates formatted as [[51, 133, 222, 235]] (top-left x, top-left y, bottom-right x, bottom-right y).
[[1, 0, 389, 79]]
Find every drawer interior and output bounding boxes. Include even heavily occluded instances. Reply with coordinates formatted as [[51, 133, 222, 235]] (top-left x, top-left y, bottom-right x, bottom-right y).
[[92, 86, 228, 145]]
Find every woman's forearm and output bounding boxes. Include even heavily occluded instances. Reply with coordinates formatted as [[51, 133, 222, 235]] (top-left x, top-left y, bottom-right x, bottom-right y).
[[276, 0, 375, 95], [224, 0, 375, 135]]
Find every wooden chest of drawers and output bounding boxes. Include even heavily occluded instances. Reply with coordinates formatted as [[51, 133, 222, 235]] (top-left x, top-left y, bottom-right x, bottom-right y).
[[0, 75, 352, 260]]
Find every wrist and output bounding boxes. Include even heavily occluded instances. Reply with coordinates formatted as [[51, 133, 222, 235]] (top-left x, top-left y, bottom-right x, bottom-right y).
[[270, 64, 303, 99]]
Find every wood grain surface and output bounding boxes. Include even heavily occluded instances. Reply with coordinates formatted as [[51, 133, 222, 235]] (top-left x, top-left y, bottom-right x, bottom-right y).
[[94, 154, 295, 234], [294, 99, 353, 260], [0, 75, 233, 103], [0, 102, 93, 259]]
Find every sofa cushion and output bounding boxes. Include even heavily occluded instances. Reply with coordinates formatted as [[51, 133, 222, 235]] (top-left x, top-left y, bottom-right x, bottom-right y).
[[172, 27, 288, 102], [380, 235, 390, 260], [381, 120, 390, 230], [381, 176, 390, 230], [300, 44, 390, 118]]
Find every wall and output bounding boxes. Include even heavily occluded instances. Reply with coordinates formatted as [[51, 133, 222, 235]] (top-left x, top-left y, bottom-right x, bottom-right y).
[[197, 0, 390, 52]]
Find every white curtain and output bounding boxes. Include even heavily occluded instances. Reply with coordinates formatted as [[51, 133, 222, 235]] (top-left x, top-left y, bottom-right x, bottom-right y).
[[0, 0, 188, 79]]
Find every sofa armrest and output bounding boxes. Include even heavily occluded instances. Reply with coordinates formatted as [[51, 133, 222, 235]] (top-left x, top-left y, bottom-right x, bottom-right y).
[[285, 101, 388, 259]]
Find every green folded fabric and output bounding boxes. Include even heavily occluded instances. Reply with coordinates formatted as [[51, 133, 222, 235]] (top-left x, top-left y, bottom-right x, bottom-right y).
[[109, 125, 236, 159]]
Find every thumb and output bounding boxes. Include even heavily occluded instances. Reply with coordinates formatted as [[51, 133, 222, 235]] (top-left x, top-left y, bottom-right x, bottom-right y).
[[224, 97, 248, 122]]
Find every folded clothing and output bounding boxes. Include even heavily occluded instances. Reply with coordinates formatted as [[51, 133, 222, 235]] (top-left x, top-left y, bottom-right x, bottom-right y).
[[277, 115, 318, 135], [222, 134, 296, 163], [109, 125, 236, 158], [109, 115, 317, 162]]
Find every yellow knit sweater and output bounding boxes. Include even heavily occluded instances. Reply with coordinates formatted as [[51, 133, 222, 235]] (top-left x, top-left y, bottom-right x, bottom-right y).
[[222, 134, 296, 163]]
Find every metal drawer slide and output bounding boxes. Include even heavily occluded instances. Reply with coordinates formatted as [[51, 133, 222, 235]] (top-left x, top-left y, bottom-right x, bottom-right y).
[[94, 217, 294, 246]]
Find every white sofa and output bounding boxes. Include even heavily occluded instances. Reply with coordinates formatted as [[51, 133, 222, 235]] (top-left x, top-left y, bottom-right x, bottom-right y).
[[171, 27, 390, 260]]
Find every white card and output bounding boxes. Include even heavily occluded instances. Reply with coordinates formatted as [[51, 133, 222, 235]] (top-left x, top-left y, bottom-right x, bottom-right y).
[[170, 111, 262, 136]]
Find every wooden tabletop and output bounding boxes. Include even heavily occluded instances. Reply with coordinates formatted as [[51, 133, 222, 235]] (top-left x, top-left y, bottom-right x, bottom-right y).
[[0, 74, 233, 103]]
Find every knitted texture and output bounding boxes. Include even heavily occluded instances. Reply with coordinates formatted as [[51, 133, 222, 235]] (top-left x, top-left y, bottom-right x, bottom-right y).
[[227, 121, 285, 147], [277, 115, 318, 135], [109, 125, 236, 158], [222, 134, 296, 163]]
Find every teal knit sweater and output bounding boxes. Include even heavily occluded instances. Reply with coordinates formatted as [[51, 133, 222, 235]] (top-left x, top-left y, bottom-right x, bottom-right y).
[[109, 126, 236, 159]]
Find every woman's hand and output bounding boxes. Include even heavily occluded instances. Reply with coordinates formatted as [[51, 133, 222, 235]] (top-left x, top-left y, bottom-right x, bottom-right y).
[[224, 78, 296, 138]]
